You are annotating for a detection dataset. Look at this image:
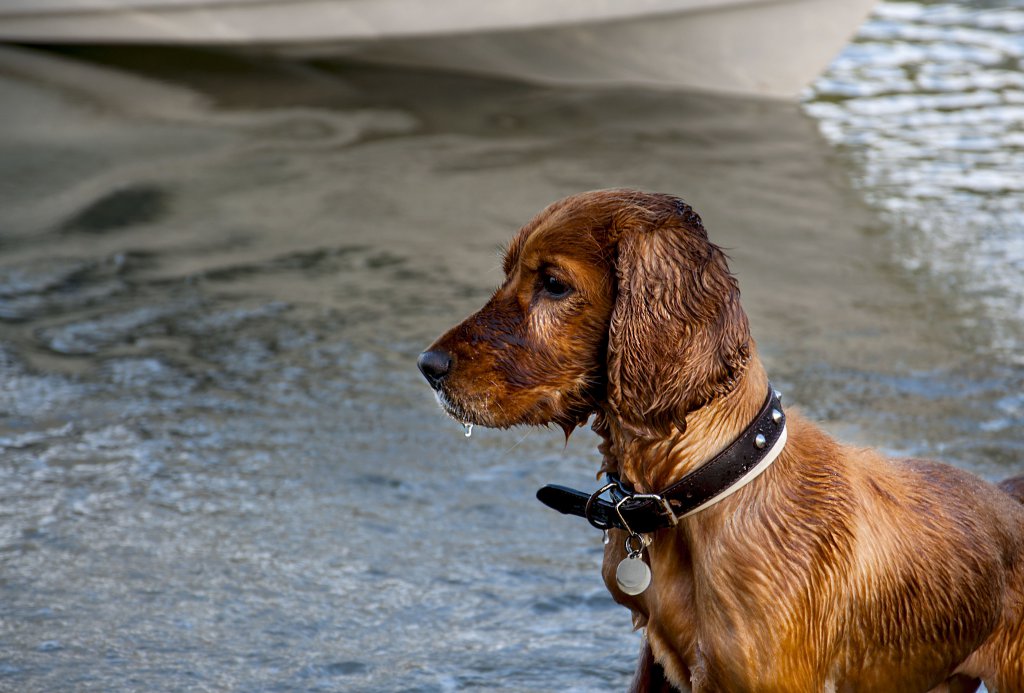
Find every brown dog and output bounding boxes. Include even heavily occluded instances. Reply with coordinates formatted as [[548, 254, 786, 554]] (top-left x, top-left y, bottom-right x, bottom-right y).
[[417, 190, 1024, 692]]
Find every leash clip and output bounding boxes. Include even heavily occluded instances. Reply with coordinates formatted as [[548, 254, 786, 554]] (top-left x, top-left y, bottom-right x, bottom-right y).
[[613, 496, 655, 596]]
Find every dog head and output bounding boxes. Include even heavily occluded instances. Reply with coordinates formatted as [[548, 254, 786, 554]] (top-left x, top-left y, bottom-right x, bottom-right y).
[[418, 189, 750, 437]]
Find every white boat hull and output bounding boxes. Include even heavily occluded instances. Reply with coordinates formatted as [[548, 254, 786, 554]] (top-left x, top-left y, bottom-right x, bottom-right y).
[[0, 0, 876, 98]]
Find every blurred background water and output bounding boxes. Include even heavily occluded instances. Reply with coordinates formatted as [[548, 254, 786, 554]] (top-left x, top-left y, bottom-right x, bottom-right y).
[[0, 1, 1021, 691]]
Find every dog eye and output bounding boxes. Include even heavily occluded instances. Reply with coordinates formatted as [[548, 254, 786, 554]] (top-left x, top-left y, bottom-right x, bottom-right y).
[[541, 273, 572, 298]]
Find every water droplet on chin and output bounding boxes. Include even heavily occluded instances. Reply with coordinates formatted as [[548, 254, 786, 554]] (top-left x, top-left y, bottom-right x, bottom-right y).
[[463, 423, 473, 438]]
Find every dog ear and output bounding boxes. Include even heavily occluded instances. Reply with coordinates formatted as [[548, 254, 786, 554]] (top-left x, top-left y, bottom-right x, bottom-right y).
[[606, 204, 750, 436]]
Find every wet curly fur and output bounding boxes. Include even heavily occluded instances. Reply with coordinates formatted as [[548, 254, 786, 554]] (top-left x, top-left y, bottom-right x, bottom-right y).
[[420, 189, 1024, 692]]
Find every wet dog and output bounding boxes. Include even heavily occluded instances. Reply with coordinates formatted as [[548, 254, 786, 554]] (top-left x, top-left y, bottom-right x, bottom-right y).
[[418, 189, 1024, 692]]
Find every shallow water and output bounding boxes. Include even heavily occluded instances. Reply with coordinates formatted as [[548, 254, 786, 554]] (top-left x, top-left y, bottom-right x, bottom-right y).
[[0, 1, 1022, 690], [808, 0, 1024, 365]]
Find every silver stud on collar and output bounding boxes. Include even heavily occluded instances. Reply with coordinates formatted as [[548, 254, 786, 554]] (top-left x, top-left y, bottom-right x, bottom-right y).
[[771, 409, 783, 424], [774, 390, 782, 401], [754, 433, 767, 449]]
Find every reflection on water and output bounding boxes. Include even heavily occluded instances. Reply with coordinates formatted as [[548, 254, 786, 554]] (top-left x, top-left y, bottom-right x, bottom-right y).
[[808, 0, 1024, 362], [0, 2, 1022, 690]]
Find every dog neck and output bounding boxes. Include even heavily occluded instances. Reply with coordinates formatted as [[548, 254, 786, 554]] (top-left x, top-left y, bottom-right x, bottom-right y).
[[599, 357, 771, 495]]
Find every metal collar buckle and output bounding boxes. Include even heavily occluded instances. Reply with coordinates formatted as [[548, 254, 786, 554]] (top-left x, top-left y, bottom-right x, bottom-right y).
[[618, 493, 679, 531], [584, 481, 679, 533]]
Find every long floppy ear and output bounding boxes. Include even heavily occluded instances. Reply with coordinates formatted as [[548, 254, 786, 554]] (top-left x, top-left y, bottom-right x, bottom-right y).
[[606, 201, 750, 436]]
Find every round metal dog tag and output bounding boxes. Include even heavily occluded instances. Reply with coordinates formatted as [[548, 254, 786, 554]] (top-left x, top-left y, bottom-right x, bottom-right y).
[[615, 556, 651, 595]]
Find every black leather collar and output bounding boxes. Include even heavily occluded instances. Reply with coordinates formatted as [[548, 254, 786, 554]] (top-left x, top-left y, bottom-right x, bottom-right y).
[[536, 385, 786, 535]]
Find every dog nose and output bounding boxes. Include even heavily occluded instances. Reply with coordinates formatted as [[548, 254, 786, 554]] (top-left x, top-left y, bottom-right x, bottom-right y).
[[417, 349, 452, 388]]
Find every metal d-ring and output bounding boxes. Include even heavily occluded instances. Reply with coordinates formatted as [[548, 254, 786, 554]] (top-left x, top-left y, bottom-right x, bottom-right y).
[[584, 482, 617, 530]]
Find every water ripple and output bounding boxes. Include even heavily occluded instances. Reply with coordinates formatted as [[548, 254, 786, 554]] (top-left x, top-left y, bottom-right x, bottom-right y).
[[808, 0, 1024, 362]]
